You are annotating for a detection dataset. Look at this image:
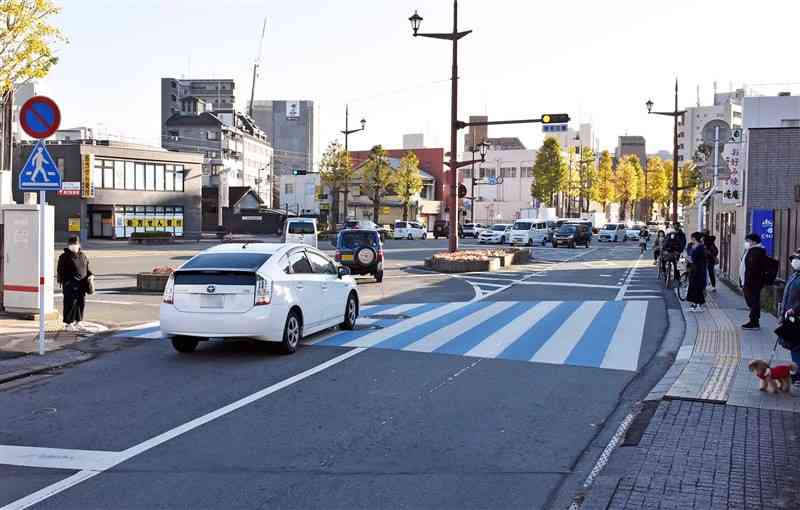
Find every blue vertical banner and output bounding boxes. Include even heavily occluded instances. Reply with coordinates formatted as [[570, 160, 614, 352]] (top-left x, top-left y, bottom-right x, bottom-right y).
[[752, 209, 775, 256]]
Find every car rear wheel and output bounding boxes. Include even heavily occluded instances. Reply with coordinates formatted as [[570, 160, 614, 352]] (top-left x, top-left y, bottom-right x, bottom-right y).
[[280, 310, 302, 354], [422, 232, 427, 240], [171, 336, 199, 353], [341, 292, 358, 330]]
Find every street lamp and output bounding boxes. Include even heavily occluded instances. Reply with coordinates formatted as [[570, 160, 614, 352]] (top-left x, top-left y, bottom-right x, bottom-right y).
[[645, 80, 685, 224], [339, 105, 366, 224], [409, 11, 423, 35], [467, 141, 490, 224]]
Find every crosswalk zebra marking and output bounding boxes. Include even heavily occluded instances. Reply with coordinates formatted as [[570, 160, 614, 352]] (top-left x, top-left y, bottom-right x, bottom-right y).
[[529, 301, 606, 364], [465, 301, 561, 359], [601, 300, 647, 371], [337, 302, 465, 348]]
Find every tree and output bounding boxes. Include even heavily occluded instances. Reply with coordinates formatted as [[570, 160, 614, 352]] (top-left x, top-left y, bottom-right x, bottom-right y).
[[0, 0, 64, 95], [645, 157, 668, 221], [661, 160, 675, 220], [591, 150, 615, 215], [394, 151, 423, 221], [577, 147, 596, 213], [361, 145, 396, 223], [630, 155, 645, 221], [319, 141, 354, 227], [614, 155, 640, 221], [679, 161, 702, 209], [531, 138, 565, 207]]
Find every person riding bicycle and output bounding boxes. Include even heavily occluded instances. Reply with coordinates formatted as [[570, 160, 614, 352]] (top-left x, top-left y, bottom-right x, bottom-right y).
[[653, 230, 665, 265], [639, 227, 650, 247], [662, 227, 685, 282]]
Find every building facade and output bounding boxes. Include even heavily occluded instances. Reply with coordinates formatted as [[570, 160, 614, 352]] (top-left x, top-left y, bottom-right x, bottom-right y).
[[460, 147, 537, 223], [160, 78, 235, 142], [278, 172, 321, 217], [403, 133, 424, 149], [12, 140, 203, 242], [678, 94, 743, 163]]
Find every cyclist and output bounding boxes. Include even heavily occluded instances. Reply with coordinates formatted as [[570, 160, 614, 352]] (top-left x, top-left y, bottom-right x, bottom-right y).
[[653, 230, 665, 265], [662, 227, 685, 283], [638, 226, 650, 253]]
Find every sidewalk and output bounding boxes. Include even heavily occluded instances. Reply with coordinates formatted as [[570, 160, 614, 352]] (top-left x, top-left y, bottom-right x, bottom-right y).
[[583, 281, 800, 510], [0, 314, 107, 358]]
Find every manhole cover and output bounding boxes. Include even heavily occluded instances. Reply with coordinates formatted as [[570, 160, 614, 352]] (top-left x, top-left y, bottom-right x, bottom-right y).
[[365, 314, 409, 320]]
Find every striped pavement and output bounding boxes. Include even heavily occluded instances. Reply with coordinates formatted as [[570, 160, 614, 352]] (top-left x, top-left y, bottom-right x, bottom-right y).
[[115, 300, 648, 372]]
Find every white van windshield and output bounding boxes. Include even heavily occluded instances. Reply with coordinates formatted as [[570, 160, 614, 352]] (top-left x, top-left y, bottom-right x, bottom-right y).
[[513, 221, 532, 230], [288, 222, 315, 234]]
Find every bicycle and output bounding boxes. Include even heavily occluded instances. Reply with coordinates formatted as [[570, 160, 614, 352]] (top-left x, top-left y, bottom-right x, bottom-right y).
[[660, 251, 678, 289], [675, 256, 690, 301], [639, 238, 648, 254]]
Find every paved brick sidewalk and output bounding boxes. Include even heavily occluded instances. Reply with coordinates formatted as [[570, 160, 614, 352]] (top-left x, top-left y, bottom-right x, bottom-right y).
[[591, 400, 800, 510]]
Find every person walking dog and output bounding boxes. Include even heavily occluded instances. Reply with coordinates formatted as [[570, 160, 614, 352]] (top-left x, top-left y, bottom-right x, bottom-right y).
[[686, 232, 708, 312], [56, 236, 93, 332], [780, 251, 800, 384]]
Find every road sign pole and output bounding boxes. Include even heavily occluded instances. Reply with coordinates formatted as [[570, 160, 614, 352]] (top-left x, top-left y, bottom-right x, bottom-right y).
[[38, 190, 46, 355]]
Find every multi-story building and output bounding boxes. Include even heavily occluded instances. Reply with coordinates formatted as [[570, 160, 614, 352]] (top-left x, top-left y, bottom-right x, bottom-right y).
[[160, 78, 235, 139], [403, 133, 424, 149], [163, 97, 273, 205], [616, 136, 647, 167], [463, 115, 488, 149], [460, 147, 537, 223], [677, 91, 743, 163], [12, 139, 203, 241], [278, 172, 321, 217], [545, 123, 595, 154]]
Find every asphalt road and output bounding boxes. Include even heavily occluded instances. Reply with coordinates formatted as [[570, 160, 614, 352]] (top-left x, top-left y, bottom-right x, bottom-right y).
[[2, 240, 671, 509]]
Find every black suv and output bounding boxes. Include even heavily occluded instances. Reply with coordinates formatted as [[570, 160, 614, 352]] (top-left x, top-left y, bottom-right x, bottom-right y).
[[332, 229, 384, 282], [552, 223, 591, 248], [433, 220, 464, 239]]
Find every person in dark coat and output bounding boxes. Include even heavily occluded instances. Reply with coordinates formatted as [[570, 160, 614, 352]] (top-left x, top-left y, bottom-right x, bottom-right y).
[[56, 236, 92, 331], [740, 233, 768, 330], [781, 251, 800, 384], [703, 232, 719, 292], [686, 232, 708, 312]]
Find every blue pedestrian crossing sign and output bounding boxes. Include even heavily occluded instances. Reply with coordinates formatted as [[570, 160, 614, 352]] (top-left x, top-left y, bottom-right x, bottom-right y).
[[19, 140, 62, 191]]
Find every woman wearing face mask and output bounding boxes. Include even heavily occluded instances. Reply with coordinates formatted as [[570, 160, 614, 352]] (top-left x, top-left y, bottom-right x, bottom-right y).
[[780, 251, 800, 384], [56, 236, 93, 332], [686, 232, 708, 312]]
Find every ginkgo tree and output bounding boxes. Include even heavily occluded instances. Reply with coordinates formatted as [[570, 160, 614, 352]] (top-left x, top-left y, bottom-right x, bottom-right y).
[[394, 151, 423, 221], [319, 140, 354, 226], [645, 157, 669, 221], [361, 145, 396, 223], [614, 155, 640, 221], [591, 150, 616, 216]]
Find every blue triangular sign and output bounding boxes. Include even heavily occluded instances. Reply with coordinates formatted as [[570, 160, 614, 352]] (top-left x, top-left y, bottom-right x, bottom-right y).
[[19, 140, 62, 191]]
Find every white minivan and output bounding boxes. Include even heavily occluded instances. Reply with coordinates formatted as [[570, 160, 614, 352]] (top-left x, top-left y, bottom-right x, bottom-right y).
[[393, 220, 427, 240], [283, 218, 318, 248], [510, 219, 549, 246]]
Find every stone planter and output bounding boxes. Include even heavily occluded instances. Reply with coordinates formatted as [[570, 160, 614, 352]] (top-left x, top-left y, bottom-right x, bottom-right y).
[[137, 272, 171, 292], [512, 248, 532, 265], [426, 257, 500, 273], [490, 253, 515, 267]]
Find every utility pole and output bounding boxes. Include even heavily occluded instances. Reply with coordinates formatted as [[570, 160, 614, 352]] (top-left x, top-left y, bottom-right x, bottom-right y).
[[340, 105, 366, 224], [249, 18, 267, 119], [646, 79, 686, 225]]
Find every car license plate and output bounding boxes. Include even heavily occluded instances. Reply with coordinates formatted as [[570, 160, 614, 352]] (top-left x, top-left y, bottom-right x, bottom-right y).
[[199, 295, 224, 308], [341, 254, 354, 262]]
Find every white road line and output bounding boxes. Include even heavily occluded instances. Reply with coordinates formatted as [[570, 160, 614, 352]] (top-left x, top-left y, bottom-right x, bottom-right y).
[[530, 301, 605, 364], [625, 289, 660, 293], [116, 321, 161, 332], [403, 301, 517, 353], [513, 281, 620, 290], [466, 301, 560, 358], [601, 301, 648, 371], [0, 347, 366, 510], [341, 302, 465, 348], [615, 253, 642, 301], [0, 445, 122, 471]]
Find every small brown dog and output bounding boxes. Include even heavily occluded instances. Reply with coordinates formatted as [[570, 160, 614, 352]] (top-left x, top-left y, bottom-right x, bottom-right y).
[[748, 360, 798, 394]]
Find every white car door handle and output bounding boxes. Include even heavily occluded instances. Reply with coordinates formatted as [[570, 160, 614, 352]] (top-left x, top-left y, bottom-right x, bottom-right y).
[[296, 284, 304, 291]]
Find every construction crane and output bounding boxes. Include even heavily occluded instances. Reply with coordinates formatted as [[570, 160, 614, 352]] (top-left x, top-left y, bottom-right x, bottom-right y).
[[249, 17, 267, 119]]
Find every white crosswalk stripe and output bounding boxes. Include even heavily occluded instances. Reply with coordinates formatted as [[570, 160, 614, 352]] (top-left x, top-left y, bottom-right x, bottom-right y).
[[403, 302, 517, 353], [465, 302, 560, 358], [530, 301, 605, 364]]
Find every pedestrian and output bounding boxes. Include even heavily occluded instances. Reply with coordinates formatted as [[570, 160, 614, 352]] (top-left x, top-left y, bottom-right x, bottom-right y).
[[780, 251, 800, 384], [704, 232, 719, 292], [56, 236, 93, 332], [653, 230, 665, 265], [740, 233, 768, 330], [663, 229, 684, 282], [672, 223, 687, 252], [686, 232, 708, 312]]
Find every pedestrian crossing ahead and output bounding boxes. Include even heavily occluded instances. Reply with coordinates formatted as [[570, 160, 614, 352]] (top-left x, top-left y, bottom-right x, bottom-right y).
[[318, 300, 648, 372], [115, 300, 648, 372]]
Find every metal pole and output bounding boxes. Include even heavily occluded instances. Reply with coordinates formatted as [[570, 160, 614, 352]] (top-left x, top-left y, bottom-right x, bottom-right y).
[[448, 0, 459, 252], [38, 190, 45, 355], [470, 147, 476, 224], [343, 105, 349, 224], [672, 79, 679, 225]]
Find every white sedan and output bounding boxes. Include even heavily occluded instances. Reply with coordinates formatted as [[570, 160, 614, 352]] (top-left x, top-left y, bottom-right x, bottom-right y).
[[160, 243, 359, 354]]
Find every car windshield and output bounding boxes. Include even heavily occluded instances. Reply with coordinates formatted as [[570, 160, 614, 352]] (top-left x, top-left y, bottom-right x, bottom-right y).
[[182, 252, 272, 271], [395, 222, 408, 228], [491, 225, 507, 231], [513, 222, 532, 230], [603, 224, 618, 230], [339, 231, 380, 250], [287, 222, 315, 234], [559, 225, 577, 234], [343, 221, 359, 228]]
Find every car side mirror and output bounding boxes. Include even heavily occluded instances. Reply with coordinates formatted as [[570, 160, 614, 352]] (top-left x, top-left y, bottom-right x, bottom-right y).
[[338, 266, 351, 279]]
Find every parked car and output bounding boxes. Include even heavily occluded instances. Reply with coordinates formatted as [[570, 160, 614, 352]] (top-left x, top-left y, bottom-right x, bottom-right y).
[[283, 218, 318, 248], [552, 223, 591, 248], [394, 220, 427, 240], [433, 220, 464, 239], [547, 219, 571, 244], [510, 219, 549, 246], [333, 229, 385, 282], [567, 220, 594, 238], [625, 226, 642, 241], [598, 223, 626, 242], [160, 243, 358, 354], [462, 223, 486, 238], [478, 224, 512, 244]]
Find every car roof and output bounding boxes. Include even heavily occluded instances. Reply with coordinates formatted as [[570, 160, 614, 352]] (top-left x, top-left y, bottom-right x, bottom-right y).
[[203, 242, 286, 255]]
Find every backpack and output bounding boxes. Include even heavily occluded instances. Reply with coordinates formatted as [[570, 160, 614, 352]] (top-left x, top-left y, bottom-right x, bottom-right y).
[[763, 256, 780, 286]]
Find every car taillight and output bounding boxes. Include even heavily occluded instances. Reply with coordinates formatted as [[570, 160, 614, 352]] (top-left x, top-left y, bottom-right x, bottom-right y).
[[162, 274, 175, 304], [377, 250, 384, 262], [255, 275, 272, 306], [335, 250, 341, 261]]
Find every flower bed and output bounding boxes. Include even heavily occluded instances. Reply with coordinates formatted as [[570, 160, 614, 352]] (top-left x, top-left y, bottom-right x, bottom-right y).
[[425, 248, 529, 273]]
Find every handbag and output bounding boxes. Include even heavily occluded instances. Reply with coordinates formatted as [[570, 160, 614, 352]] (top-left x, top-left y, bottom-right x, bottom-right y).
[[775, 316, 800, 351], [85, 275, 96, 295]]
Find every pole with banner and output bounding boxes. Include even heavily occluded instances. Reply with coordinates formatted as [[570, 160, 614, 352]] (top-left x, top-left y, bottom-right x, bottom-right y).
[[18, 96, 61, 355]]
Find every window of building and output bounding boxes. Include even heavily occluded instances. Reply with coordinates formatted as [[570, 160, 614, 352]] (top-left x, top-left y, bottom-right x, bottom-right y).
[[500, 167, 517, 178], [520, 167, 534, 178], [165, 165, 175, 192], [124, 161, 135, 190], [285, 183, 294, 195], [171, 80, 177, 89], [145, 164, 155, 190], [93, 160, 103, 189], [155, 164, 165, 191], [135, 163, 145, 190], [175, 165, 184, 192], [207, 131, 219, 141], [781, 119, 800, 127], [114, 160, 125, 190], [479, 167, 496, 178], [103, 160, 114, 189], [462, 168, 472, 179]]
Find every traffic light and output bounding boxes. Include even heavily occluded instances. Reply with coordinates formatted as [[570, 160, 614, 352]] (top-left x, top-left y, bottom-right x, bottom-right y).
[[292, 169, 308, 176], [540, 113, 570, 124]]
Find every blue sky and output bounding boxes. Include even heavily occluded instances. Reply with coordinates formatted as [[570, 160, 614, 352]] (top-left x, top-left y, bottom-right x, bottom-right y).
[[38, 0, 800, 161]]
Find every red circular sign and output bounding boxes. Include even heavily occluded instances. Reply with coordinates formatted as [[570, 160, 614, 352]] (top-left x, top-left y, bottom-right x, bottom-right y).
[[19, 95, 61, 139]]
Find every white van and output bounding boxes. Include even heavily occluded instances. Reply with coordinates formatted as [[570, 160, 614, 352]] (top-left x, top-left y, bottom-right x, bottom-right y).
[[393, 220, 427, 240], [283, 218, 318, 248], [510, 219, 549, 246]]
